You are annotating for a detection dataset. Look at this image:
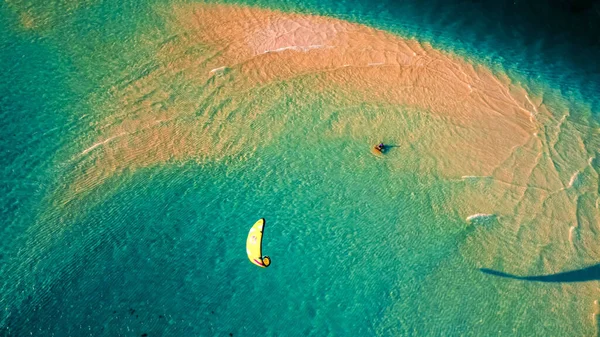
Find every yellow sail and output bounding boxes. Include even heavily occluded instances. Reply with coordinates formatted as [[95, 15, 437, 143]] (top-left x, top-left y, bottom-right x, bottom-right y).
[[246, 218, 271, 268]]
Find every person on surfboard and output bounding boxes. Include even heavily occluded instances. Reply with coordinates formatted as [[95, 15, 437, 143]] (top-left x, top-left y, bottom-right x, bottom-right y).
[[374, 142, 385, 152]]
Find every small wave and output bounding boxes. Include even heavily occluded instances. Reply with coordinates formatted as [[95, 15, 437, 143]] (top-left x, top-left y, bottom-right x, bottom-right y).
[[567, 171, 580, 188], [261, 44, 330, 54], [569, 225, 577, 244], [466, 213, 495, 222], [80, 132, 127, 156], [461, 175, 490, 180], [524, 94, 538, 113], [210, 66, 227, 74]]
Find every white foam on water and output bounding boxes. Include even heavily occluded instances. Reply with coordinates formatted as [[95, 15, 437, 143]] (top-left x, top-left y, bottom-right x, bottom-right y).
[[567, 171, 580, 188], [466, 213, 495, 222], [80, 132, 127, 156], [261, 44, 330, 54], [209, 66, 227, 74], [524, 94, 538, 113], [569, 225, 577, 244], [79, 118, 172, 157], [461, 175, 489, 180]]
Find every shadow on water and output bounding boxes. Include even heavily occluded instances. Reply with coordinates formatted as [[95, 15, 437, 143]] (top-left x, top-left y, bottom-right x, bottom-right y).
[[480, 264, 600, 283], [380, 144, 400, 154]]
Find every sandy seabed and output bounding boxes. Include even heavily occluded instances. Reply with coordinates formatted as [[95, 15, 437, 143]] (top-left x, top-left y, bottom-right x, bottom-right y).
[[10, 2, 599, 332], [67, 2, 598, 272]]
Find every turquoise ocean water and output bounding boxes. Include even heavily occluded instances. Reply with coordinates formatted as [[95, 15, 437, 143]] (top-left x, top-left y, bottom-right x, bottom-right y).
[[1, 0, 599, 336]]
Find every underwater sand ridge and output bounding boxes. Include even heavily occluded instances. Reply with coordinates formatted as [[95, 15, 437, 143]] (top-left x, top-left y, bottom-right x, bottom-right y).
[[58, 4, 597, 260], [3, 0, 594, 313], [1, 3, 599, 334]]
